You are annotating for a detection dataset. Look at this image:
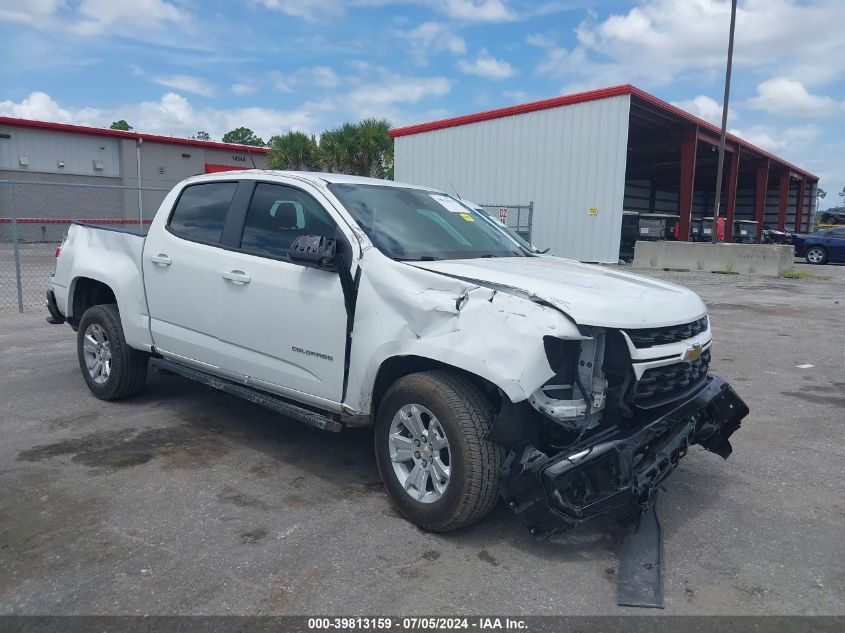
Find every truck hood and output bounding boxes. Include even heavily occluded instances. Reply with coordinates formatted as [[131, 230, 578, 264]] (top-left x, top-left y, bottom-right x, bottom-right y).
[[408, 256, 707, 328]]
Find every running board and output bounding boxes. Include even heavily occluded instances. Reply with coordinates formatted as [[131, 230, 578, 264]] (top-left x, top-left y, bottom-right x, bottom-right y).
[[151, 358, 343, 433]]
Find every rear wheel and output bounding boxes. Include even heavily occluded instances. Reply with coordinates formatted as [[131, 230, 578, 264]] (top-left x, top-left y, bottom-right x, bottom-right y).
[[805, 246, 827, 265], [374, 370, 504, 532], [77, 304, 148, 400]]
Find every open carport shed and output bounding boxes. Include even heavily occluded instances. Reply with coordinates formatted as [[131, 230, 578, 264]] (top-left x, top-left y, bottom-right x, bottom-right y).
[[391, 85, 818, 263]]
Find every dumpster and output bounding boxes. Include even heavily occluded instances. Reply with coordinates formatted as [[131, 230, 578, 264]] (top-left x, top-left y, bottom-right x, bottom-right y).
[[638, 213, 679, 241], [733, 219, 758, 243]]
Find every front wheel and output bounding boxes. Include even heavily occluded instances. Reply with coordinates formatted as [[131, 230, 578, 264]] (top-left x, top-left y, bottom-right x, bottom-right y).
[[374, 370, 504, 532], [805, 246, 827, 265], [77, 304, 149, 400]]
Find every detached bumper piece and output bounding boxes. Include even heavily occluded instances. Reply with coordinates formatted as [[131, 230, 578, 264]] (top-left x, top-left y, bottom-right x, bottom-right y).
[[500, 375, 748, 536]]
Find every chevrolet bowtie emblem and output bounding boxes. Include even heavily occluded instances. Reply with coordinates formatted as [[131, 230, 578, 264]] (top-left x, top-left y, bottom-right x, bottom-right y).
[[683, 344, 703, 362]]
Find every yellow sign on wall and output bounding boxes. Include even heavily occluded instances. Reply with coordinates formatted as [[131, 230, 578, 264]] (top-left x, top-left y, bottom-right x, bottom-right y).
[[589, 207, 599, 216]]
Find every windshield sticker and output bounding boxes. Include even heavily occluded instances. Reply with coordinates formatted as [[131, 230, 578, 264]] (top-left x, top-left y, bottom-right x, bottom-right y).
[[430, 194, 470, 214], [459, 213, 475, 222]]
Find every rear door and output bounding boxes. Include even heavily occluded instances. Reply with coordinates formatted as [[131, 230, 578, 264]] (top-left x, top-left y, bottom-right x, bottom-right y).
[[143, 180, 240, 370], [211, 180, 350, 405]]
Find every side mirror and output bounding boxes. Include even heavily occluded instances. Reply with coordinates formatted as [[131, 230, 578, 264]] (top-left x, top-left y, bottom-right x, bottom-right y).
[[289, 235, 337, 271]]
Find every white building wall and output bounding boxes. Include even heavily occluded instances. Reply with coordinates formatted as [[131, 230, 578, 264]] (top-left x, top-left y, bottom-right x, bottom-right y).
[[394, 94, 631, 262]]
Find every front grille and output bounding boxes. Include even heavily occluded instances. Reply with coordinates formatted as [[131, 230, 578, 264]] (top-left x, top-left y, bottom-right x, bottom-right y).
[[624, 316, 708, 348], [632, 349, 710, 409]]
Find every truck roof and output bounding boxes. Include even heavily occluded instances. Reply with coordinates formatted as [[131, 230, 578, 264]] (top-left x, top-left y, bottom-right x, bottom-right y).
[[183, 169, 439, 192]]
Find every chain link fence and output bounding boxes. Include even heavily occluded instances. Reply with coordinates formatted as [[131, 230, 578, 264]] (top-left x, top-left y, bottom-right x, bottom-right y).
[[477, 202, 533, 243], [1, 179, 166, 313]]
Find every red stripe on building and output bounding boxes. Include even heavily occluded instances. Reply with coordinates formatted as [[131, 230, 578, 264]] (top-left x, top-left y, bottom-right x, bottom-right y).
[[204, 163, 253, 174], [0, 116, 270, 154]]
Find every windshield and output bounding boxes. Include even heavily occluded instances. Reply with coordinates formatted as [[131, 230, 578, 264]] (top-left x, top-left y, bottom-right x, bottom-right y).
[[328, 183, 526, 260], [471, 206, 539, 253]]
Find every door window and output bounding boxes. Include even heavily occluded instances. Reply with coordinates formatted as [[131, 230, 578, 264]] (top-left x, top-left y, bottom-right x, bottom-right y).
[[168, 182, 237, 243], [240, 183, 336, 259]]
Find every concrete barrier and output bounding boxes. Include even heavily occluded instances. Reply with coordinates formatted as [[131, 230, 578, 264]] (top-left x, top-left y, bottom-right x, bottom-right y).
[[632, 241, 795, 276]]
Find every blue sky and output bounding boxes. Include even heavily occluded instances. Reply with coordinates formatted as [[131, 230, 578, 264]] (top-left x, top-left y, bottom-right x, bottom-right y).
[[0, 0, 842, 207]]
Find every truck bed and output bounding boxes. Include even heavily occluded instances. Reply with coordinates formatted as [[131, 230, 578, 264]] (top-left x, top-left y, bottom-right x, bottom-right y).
[[51, 223, 153, 351]]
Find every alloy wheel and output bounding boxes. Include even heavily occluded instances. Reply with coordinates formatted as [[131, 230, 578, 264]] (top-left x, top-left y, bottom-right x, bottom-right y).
[[82, 323, 112, 384], [388, 404, 451, 503]]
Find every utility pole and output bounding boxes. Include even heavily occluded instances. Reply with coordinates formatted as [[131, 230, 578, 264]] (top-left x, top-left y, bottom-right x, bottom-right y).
[[712, 0, 737, 243]]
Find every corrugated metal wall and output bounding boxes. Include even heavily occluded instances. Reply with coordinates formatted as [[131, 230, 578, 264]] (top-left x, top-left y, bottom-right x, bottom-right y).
[[394, 95, 631, 262], [0, 126, 120, 177]]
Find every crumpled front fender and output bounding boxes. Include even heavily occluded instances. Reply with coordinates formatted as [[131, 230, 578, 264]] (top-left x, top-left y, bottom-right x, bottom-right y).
[[344, 253, 584, 415]]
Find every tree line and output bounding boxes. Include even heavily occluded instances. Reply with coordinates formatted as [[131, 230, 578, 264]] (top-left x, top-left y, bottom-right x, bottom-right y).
[[109, 119, 394, 180]]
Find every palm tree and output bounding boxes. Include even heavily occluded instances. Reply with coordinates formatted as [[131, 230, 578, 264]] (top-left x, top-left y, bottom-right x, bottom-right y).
[[267, 132, 319, 170], [318, 124, 356, 173], [266, 119, 395, 178], [353, 118, 393, 178]]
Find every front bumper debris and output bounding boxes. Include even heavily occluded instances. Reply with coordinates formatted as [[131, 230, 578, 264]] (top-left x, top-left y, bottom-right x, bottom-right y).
[[499, 375, 748, 536]]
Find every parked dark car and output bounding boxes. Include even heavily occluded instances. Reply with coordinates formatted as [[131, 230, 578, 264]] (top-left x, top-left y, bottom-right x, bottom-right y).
[[819, 207, 845, 225], [792, 228, 845, 264]]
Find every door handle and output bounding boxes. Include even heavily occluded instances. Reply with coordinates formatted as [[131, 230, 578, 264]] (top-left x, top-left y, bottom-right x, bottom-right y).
[[222, 270, 251, 284], [150, 254, 172, 266]]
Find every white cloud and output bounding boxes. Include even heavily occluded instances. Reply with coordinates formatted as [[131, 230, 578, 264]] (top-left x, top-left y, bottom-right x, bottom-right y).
[[432, 0, 516, 22], [150, 75, 216, 98], [0, 0, 64, 26], [348, 72, 451, 118], [531, 0, 845, 87], [310, 66, 341, 88], [403, 21, 466, 64], [729, 123, 821, 153], [250, 0, 343, 22], [269, 71, 294, 93], [503, 90, 531, 103], [0, 91, 103, 125], [231, 82, 258, 96], [671, 95, 736, 126], [748, 78, 840, 118], [0, 91, 321, 141], [253, 0, 518, 23], [458, 49, 515, 80], [69, 0, 188, 35]]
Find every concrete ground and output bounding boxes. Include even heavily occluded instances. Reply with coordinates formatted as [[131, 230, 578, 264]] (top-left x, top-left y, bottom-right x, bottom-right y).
[[0, 264, 843, 616]]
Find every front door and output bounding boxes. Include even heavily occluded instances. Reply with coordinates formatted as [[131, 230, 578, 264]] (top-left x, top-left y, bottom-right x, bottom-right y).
[[212, 182, 348, 404]]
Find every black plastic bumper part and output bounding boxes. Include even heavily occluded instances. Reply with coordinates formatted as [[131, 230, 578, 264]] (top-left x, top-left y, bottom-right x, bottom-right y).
[[499, 375, 748, 535], [45, 290, 65, 324]]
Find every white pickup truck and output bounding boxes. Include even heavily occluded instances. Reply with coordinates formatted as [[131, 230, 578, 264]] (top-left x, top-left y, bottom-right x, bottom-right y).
[[47, 170, 748, 535]]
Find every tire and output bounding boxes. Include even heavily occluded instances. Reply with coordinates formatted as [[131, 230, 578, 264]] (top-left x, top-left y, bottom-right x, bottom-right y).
[[374, 370, 504, 532], [820, 214, 833, 225], [77, 304, 148, 400], [805, 246, 827, 265]]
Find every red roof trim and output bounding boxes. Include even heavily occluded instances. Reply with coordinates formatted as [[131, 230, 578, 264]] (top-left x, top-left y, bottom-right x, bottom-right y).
[[389, 85, 633, 138], [389, 83, 817, 181], [0, 116, 270, 154]]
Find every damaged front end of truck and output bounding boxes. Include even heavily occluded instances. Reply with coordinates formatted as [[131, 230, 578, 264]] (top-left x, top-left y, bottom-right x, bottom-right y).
[[490, 322, 749, 537]]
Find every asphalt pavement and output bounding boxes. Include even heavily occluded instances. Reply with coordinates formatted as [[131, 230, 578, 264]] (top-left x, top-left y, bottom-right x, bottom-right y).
[[0, 263, 843, 615]]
